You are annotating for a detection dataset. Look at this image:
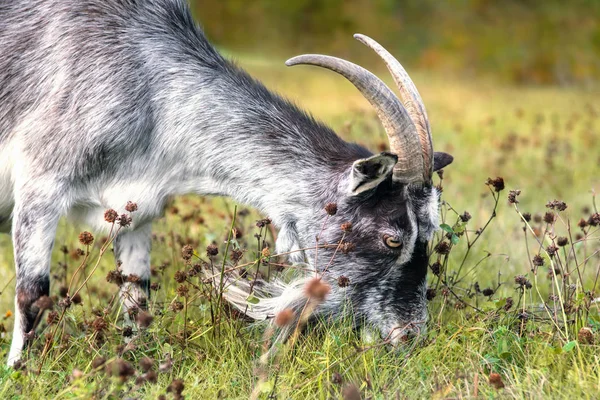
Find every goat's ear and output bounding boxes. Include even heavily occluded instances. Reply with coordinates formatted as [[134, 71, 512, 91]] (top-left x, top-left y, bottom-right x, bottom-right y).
[[433, 152, 453, 171], [349, 152, 397, 195]]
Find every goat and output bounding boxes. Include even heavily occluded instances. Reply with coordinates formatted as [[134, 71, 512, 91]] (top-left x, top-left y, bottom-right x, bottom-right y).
[[0, 0, 453, 366]]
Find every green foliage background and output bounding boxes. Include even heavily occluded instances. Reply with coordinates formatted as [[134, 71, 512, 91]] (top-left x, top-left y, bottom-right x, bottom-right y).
[[192, 0, 600, 85]]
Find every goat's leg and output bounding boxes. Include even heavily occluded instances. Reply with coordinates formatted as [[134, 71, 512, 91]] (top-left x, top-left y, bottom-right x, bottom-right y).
[[114, 223, 152, 321], [7, 198, 60, 367]]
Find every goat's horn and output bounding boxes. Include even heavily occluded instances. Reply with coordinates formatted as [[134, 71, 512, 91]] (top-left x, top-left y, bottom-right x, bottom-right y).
[[286, 54, 425, 183], [354, 34, 433, 180]]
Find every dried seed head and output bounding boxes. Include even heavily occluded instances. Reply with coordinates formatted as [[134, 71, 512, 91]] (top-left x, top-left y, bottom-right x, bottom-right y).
[[206, 244, 218, 257], [507, 189, 521, 204], [126, 274, 141, 284], [546, 244, 559, 257], [261, 247, 271, 258], [331, 372, 343, 385], [92, 356, 106, 370], [304, 278, 331, 302], [489, 373, 505, 389], [325, 202, 338, 216], [150, 282, 160, 291], [342, 383, 361, 400], [104, 209, 118, 223], [255, 218, 272, 228], [231, 249, 243, 263], [337, 275, 350, 287], [486, 177, 505, 192], [78, 231, 94, 246], [122, 326, 133, 337], [118, 214, 132, 227], [340, 242, 356, 254], [340, 222, 353, 233], [557, 236, 569, 247], [532, 254, 544, 266], [578, 327, 594, 344], [174, 270, 187, 283], [460, 211, 472, 222], [136, 311, 153, 328], [543, 212, 556, 224], [435, 241, 451, 255], [106, 269, 125, 286], [274, 308, 295, 327], [72, 292, 82, 305], [588, 213, 600, 227], [504, 297, 514, 311], [546, 199, 567, 211], [522, 212, 531, 222], [169, 301, 184, 313], [46, 310, 59, 325], [125, 201, 138, 212], [430, 261, 442, 276], [578, 218, 588, 229], [92, 316, 108, 332], [167, 379, 185, 395], [34, 295, 54, 310], [176, 284, 189, 297], [106, 359, 135, 382], [482, 288, 495, 296], [426, 288, 436, 300]]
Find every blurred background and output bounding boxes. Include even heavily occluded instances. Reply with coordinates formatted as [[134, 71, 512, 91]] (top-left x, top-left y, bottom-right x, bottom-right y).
[[192, 0, 600, 86]]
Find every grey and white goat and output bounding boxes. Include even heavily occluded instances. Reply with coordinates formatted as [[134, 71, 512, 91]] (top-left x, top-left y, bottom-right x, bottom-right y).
[[0, 0, 453, 366]]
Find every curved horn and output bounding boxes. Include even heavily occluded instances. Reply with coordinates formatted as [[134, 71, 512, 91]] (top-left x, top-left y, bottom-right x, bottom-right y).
[[354, 34, 433, 179], [286, 54, 425, 183]]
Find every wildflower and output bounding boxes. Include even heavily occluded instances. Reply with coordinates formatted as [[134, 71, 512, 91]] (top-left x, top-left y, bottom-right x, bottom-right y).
[[557, 237, 569, 247], [206, 244, 218, 257], [104, 209, 118, 223], [304, 278, 331, 302], [340, 222, 352, 233], [125, 201, 138, 212], [486, 177, 505, 192], [325, 202, 338, 216], [543, 212, 555, 224], [515, 275, 532, 289], [274, 308, 295, 327], [489, 373, 505, 389], [507, 189, 520, 204], [78, 231, 94, 246], [337, 275, 350, 287]]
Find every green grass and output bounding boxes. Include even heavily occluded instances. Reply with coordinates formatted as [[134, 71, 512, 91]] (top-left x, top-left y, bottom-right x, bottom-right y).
[[0, 55, 599, 399]]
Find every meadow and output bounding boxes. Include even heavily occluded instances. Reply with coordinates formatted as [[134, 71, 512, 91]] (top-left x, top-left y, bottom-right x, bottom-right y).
[[0, 54, 599, 399]]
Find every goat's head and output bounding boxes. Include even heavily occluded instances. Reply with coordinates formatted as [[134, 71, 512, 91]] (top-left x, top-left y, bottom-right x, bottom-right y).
[[285, 34, 454, 343]]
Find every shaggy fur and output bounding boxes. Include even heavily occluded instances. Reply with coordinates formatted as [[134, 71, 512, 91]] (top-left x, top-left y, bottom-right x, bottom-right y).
[[0, 0, 452, 366]]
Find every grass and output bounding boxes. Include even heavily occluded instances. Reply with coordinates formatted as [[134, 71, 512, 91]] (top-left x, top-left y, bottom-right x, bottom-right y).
[[0, 53, 599, 399]]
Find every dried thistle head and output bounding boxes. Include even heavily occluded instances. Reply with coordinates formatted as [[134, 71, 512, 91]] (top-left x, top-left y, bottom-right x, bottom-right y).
[[274, 308, 295, 327], [78, 231, 94, 246], [304, 278, 331, 302]]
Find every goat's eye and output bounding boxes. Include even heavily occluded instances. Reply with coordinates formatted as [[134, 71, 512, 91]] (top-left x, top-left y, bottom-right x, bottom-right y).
[[383, 234, 402, 248]]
